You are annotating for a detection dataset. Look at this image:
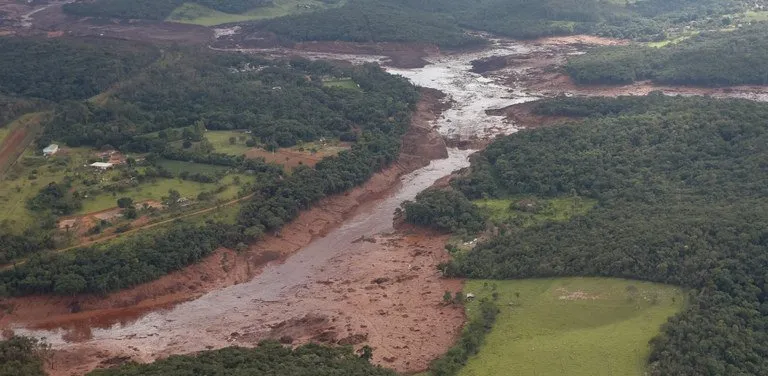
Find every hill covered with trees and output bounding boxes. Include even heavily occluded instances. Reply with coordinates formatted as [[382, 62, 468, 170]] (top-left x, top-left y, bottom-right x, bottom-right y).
[[566, 27, 768, 86], [251, 0, 746, 46], [434, 94, 768, 375], [0, 37, 158, 102], [63, 0, 275, 20]]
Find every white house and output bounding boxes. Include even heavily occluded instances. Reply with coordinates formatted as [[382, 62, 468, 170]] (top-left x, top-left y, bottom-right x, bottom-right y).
[[90, 162, 114, 170], [42, 144, 59, 156]]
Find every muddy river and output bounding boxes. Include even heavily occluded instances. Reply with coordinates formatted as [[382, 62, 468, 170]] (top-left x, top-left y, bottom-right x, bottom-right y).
[[13, 34, 768, 374], [16, 37, 539, 369]]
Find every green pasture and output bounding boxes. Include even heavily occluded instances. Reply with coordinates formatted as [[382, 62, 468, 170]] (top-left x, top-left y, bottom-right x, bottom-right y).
[[156, 159, 231, 175], [78, 173, 254, 214], [459, 278, 685, 376], [322, 78, 360, 90], [167, 0, 342, 26], [473, 196, 596, 225], [205, 130, 253, 156], [0, 126, 9, 145], [745, 10, 768, 22], [0, 147, 92, 230]]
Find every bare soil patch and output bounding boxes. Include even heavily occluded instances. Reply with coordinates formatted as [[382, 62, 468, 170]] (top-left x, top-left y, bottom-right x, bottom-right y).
[[486, 101, 576, 129], [244, 144, 349, 170], [213, 31, 440, 68]]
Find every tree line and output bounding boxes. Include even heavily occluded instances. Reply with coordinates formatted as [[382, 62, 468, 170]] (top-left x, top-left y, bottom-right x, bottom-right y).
[[567, 27, 768, 86], [247, 0, 744, 47], [63, 0, 274, 20], [41, 50, 412, 153], [441, 94, 768, 375], [87, 341, 395, 376]]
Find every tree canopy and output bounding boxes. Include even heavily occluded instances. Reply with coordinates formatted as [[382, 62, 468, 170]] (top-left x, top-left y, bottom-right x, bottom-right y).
[[446, 94, 768, 375], [567, 27, 768, 86], [88, 341, 396, 376]]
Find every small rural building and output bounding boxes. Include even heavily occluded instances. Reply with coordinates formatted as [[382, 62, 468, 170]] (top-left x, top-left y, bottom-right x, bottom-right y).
[[42, 144, 59, 156], [89, 162, 114, 170]]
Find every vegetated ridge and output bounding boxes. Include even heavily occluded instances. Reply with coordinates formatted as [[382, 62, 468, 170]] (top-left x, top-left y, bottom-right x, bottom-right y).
[[566, 27, 768, 86], [418, 94, 768, 375]]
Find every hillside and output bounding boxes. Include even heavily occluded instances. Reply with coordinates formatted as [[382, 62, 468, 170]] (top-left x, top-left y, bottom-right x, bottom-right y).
[[425, 94, 768, 375], [566, 27, 768, 86]]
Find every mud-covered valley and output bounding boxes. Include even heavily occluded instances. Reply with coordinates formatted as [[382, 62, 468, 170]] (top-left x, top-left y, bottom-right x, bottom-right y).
[[4, 10, 768, 375]]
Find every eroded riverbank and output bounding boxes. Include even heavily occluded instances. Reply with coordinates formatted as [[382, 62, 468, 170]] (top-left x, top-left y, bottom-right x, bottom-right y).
[[7, 32, 768, 376]]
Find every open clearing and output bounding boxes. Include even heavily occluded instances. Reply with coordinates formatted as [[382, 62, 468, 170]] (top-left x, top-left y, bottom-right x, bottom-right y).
[[460, 278, 684, 376], [78, 174, 254, 214], [473, 196, 597, 225], [167, 0, 342, 26], [205, 130, 252, 156], [322, 78, 360, 90]]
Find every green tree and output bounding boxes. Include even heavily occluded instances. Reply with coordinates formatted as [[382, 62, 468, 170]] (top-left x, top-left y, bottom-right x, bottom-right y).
[[116, 197, 133, 208], [53, 273, 86, 295]]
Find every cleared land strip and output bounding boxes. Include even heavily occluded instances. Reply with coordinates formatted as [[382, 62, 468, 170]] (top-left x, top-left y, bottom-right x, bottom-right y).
[[0, 112, 46, 179]]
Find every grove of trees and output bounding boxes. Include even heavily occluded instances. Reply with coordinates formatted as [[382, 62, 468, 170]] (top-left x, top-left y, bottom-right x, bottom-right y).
[[63, 0, 275, 20], [567, 27, 768, 86], [0, 37, 158, 102], [440, 94, 768, 375], [250, 0, 745, 46], [87, 341, 395, 376]]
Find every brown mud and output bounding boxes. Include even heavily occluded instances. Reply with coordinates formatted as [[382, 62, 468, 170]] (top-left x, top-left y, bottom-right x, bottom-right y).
[[42, 229, 463, 376]]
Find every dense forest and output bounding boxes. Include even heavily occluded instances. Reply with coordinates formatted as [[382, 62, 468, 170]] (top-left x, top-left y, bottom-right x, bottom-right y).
[[0, 95, 46, 127], [567, 27, 768, 86], [401, 189, 485, 234], [0, 37, 158, 102], [436, 94, 768, 375], [41, 50, 409, 151], [251, 0, 745, 46], [87, 341, 394, 375], [63, 0, 275, 20], [255, 0, 481, 48]]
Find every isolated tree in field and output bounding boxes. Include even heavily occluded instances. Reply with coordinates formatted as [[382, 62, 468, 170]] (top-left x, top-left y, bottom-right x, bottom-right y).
[[443, 291, 453, 304], [229, 136, 236, 145], [454, 291, 464, 304], [116, 197, 133, 208], [163, 189, 182, 209], [359, 345, 373, 361], [122, 206, 138, 219]]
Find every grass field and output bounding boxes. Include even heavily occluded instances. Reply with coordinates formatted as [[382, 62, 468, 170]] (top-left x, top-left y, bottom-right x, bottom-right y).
[[647, 32, 698, 48], [474, 196, 597, 225], [0, 146, 92, 230], [205, 130, 253, 156], [745, 10, 768, 22], [167, 0, 342, 26], [459, 278, 685, 376], [156, 159, 231, 175], [322, 78, 360, 90], [78, 173, 254, 214], [0, 126, 9, 145]]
